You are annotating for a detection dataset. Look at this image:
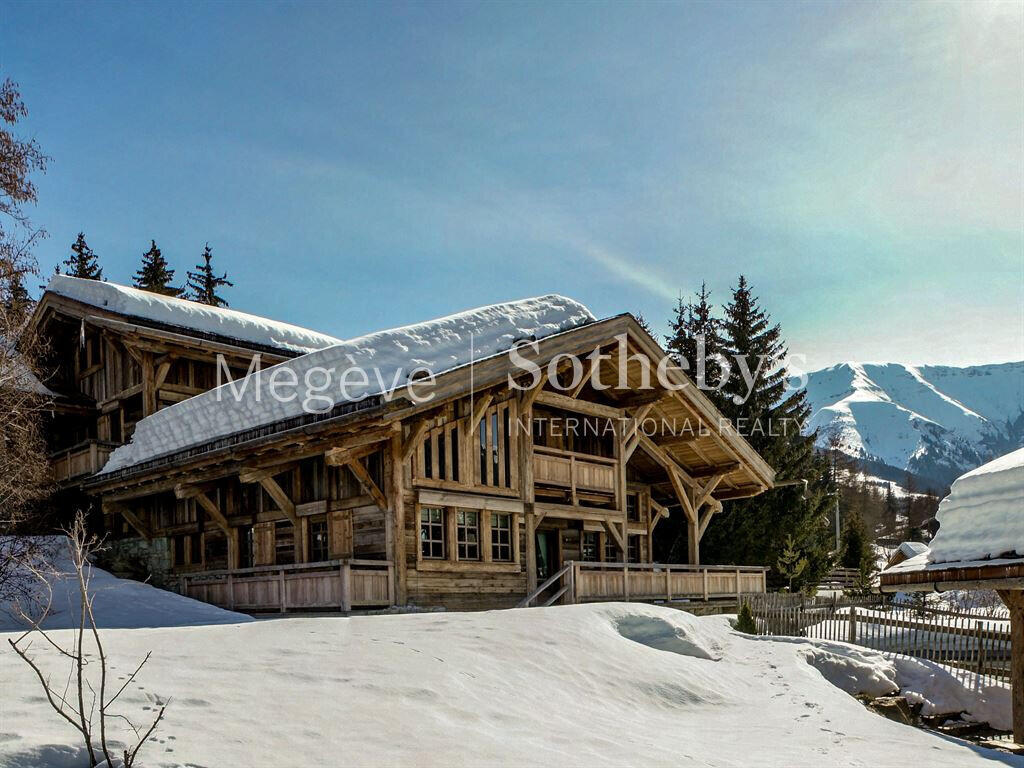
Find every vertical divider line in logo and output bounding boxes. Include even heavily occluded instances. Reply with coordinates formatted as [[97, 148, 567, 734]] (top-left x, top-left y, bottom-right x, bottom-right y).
[[469, 330, 475, 431]]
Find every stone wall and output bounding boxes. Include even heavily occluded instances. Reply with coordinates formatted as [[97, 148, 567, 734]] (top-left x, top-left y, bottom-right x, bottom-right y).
[[96, 536, 172, 588]]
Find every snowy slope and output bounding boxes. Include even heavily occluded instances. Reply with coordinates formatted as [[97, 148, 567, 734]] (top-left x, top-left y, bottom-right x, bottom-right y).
[[100, 294, 594, 474], [1, 603, 1015, 767], [803, 361, 1024, 488], [47, 274, 344, 354], [0, 538, 251, 631]]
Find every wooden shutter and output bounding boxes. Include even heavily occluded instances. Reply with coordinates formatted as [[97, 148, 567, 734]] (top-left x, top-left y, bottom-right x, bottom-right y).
[[252, 521, 275, 566], [329, 509, 353, 559]]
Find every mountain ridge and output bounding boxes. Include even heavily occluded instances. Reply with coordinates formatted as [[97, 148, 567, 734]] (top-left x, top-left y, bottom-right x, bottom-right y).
[[800, 360, 1024, 490]]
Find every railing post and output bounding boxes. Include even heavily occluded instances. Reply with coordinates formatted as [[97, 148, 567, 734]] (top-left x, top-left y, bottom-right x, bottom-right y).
[[569, 561, 578, 604], [279, 569, 287, 613], [848, 606, 857, 644], [665, 566, 672, 602], [735, 568, 741, 606], [227, 573, 235, 611], [702, 568, 709, 601], [622, 564, 629, 602], [340, 562, 352, 612], [975, 620, 985, 680]]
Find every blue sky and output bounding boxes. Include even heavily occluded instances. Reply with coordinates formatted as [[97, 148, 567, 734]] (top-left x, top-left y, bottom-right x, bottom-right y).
[[2, 0, 1021, 370]]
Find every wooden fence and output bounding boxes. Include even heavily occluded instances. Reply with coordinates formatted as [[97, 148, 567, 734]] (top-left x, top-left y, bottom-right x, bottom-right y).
[[179, 559, 394, 613], [746, 594, 1012, 688]]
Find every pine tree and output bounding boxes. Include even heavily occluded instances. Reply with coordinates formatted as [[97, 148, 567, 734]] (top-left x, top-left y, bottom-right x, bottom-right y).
[[735, 601, 757, 634], [2, 269, 33, 322], [633, 312, 654, 337], [776, 535, 808, 592], [664, 282, 726, 397], [840, 508, 869, 569], [62, 232, 103, 280], [132, 240, 181, 296], [186, 243, 232, 307], [697, 276, 834, 590]]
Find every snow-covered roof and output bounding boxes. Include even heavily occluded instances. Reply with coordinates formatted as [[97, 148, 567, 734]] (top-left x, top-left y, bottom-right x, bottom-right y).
[[925, 447, 1024, 565], [98, 294, 595, 475], [46, 274, 344, 355], [897, 541, 928, 559]]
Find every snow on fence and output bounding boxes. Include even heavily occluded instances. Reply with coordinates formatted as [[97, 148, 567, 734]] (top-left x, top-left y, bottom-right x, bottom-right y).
[[746, 594, 1013, 689]]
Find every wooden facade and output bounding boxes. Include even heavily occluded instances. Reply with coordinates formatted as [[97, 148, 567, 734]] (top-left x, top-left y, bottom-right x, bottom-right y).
[[35, 284, 776, 613]]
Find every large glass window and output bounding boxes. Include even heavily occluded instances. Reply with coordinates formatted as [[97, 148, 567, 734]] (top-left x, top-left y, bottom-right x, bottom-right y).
[[420, 507, 445, 559], [581, 531, 599, 562], [628, 535, 641, 564], [604, 535, 619, 563]]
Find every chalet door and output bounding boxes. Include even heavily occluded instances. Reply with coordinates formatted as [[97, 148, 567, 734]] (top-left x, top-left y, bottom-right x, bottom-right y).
[[535, 529, 560, 581]]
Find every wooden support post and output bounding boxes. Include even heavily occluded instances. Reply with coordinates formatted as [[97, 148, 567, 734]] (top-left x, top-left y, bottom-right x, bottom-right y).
[[340, 562, 352, 612], [687, 514, 700, 566], [279, 569, 287, 613], [141, 351, 157, 416], [390, 432, 407, 606], [702, 568, 708, 600], [525, 511, 537, 594], [997, 589, 1024, 744], [735, 567, 741, 605], [518, 388, 537, 596], [622, 565, 629, 601], [665, 566, 672, 602]]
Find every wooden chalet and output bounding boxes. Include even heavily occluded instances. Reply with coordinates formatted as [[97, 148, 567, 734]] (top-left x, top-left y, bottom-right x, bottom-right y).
[[38, 279, 774, 614]]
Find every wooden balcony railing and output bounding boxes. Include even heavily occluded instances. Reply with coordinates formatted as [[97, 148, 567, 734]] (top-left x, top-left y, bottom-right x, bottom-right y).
[[520, 561, 768, 607], [178, 559, 394, 613], [50, 440, 119, 484], [533, 446, 617, 498]]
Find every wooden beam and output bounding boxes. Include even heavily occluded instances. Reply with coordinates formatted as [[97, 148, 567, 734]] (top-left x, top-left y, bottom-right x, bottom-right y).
[[154, 358, 173, 392], [323, 427, 396, 466], [690, 462, 739, 479], [568, 355, 600, 399], [649, 499, 670, 536], [534, 390, 622, 419], [636, 434, 697, 490], [521, 376, 545, 411], [258, 476, 299, 526], [345, 458, 388, 511], [401, 418, 431, 461], [192, 490, 231, 535], [120, 508, 152, 541], [238, 462, 300, 485], [603, 518, 626, 555], [390, 432, 407, 606], [997, 590, 1024, 743], [698, 499, 722, 539], [695, 474, 725, 510], [323, 442, 380, 467], [468, 393, 494, 434]]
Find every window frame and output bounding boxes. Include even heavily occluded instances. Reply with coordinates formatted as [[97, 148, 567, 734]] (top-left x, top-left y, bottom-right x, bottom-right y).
[[420, 507, 446, 559], [456, 509, 480, 561]]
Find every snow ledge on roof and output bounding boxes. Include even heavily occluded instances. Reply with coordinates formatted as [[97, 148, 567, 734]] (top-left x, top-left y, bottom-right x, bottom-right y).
[[98, 294, 595, 475], [47, 274, 344, 354]]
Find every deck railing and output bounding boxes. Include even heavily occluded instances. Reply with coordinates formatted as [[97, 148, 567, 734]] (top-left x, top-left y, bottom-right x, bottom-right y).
[[50, 440, 119, 484], [533, 447, 617, 497], [178, 559, 394, 613], [519, 560, 768, 607]]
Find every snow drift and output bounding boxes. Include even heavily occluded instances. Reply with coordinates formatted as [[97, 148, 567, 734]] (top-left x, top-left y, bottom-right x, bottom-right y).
[[0, 537, 250, 631], [927, 446, 1024, 563], [1, 603, 1013, 767], [99, 294, 594, 474]]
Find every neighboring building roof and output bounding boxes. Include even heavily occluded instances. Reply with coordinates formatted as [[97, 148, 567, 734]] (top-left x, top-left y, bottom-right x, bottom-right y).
[[98, 294, 596, 475], [45, 275, 344, 355], [926, 446, 1024, 565], [880, 447, 1024, 590]]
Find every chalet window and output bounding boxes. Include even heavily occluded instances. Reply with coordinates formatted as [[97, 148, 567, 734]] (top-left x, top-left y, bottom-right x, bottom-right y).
[[204, 532, 229, 570], [456, 510, 480, 560], [604, 536, 619, 563], [420, 507, 445, 559], [628, 535, 641, 564], [490, 513, 512, 562], [189, 533, 203, 566], [238, 525, 254, 568], [171, 534, 187, 567], [626, 493, 639, 522], [299, 457, 325, 504], [274, 521, 295, 565], [581, 531, 599, 562], [308, 516, 329, 562]]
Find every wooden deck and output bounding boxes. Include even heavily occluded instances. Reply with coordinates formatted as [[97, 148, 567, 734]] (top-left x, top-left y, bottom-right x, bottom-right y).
[[178, 559, 394, 613], [50, 440, 118, 484]]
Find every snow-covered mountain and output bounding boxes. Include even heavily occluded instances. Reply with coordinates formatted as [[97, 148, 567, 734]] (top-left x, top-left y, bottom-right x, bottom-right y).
[[801, 361, 1024, 490]]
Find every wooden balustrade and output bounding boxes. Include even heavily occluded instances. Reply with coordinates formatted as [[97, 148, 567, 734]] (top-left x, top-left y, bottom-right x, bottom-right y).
[[179, 559, 394, 613], [572, 561, 767, 603], [533, 446, 617, 497], [50, 440, 119, 484]]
